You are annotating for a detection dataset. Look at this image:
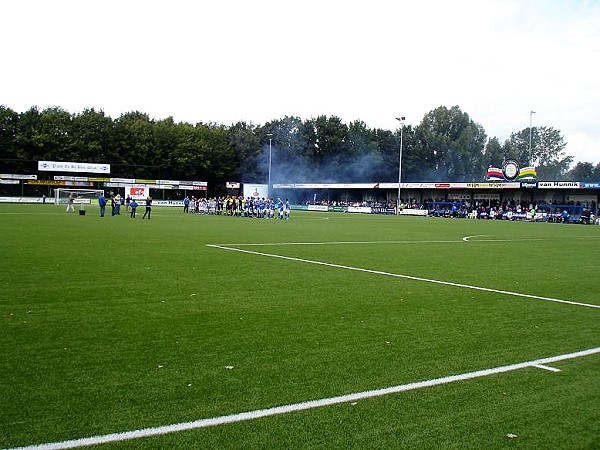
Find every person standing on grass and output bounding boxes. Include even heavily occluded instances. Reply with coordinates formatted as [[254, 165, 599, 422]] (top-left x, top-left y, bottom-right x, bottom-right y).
[[142, 196, 152, 219], [130, 199, 138, 218], [66, 194, 75, 213], [114, 194, 121, 215], [183, 196, 190, 213], [110, 194, 116, 216], [98, 192, 107, 217]]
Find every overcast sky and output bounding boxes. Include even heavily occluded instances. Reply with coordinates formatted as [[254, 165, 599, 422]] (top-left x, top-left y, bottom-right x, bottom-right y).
[[2, 0, 599, 165]]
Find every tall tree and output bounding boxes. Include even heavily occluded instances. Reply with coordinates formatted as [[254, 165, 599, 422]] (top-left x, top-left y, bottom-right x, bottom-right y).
[[0, 105, 24, 172], [262, 116, 311, 184], [503, 126, 571, 179], [113, 112, 155, 178], [305, 115, 349, 181], [482, 136, 504, 169], [344, 120, 383, 182], [566, 162, 596, 181], [414, 106, 486, 181], [228, 121, 263, 184], [373, 128, 401, 181], [69, 108, 114, 165]]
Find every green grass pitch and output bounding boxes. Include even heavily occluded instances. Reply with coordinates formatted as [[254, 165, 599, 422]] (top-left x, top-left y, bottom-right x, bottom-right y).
[[0, 204, 598, 449]]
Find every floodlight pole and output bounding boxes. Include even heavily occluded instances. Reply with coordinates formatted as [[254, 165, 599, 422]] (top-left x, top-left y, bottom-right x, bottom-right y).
[[396, 117, 405, 215], [528, 110, 536, 165], [267, 133, 273, 197]]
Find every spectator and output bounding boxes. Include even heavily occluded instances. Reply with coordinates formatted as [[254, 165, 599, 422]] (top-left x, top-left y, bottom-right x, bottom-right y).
[[142, 196, 152, 219], [98, 192, 107, 217], [130, 199, 138, 218]]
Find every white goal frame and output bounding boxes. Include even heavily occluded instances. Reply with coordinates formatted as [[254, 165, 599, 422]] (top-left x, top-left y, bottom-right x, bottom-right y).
[[54, 188, 104, 208]]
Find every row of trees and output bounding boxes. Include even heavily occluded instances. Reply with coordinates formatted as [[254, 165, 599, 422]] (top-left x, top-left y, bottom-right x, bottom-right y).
[[1, 104, 598, 196]]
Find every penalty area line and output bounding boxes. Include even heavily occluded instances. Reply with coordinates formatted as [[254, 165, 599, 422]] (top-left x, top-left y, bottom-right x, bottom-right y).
[[213, 239, 463, 247], [6, 347, 599, 450], [207, 245, 600, 310]]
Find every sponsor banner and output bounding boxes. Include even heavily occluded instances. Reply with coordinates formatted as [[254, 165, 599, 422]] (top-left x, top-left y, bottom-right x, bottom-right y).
[[65, 181, 93, 187], [371, 206, 397, 215], [1, 174, 37, 180], [157, 179, 180, 185], [466, 182, 520, 189], [270, 183, 380, 189], [180, 185, 208, 191], [400, 209, 428, 216], [153, 200, 185, 207], [292, 205, 309, 211], [443, 183, 470, 189], [0, 197, 46, 203], [226, 182, 241, 189], [307, 205, 328, 212], [538, 181, 581, 189], [110, 177, 135, 184], [328, 206, 347, 212], [0, 179, 20, 185], [154, 184, 175, 189], [243, 184, 268, 199], [521, 181, 537, 188], [88, 177, 110, 182], [104, 182, 129, 188], [405, 183, 439, 189], [28, 180, 66, 186], [192, 181, 208, 186], [126, 185, 149, 199], [54, 175, 89, 181], [135, 179, 157, 184], [347, 206, 372, 214], [38, 160, 110, 174], [580, 182, 600, 189]]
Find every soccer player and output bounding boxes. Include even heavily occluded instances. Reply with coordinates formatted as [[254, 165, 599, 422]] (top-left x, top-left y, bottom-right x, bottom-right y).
[[276, 198, 284, 219]]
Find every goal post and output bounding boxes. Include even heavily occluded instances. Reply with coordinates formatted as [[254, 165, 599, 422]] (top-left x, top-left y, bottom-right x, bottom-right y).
[[54, 188, 105, 209]]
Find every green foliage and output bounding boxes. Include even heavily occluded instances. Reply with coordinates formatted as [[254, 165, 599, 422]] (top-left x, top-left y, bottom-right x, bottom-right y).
[[503, 126, 572, 179], [566, 161, 600, 181], [413, 106, 487, 181], [0, 103, 594, 192]]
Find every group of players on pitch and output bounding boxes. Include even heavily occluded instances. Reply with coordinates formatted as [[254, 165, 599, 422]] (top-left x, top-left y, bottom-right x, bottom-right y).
[[184, 196, 291, 220]]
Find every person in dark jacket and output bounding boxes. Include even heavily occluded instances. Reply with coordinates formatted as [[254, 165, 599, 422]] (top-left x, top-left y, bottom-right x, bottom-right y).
[[142, 196, 152, 219]]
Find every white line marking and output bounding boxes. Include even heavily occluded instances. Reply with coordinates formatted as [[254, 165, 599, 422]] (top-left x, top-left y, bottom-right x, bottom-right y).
[[215, 240, 462, 246], [7, 347, 599, 450], [215, 235, 600, 246], [463, 235, 489, 241], [532, 364, 562, 373], [207, 245, 600, 309]]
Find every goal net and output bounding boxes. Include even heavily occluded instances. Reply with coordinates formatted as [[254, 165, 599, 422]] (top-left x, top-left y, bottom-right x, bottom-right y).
[[54, 188, 104, 208]]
